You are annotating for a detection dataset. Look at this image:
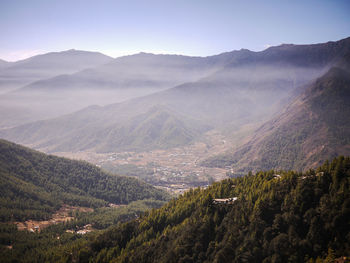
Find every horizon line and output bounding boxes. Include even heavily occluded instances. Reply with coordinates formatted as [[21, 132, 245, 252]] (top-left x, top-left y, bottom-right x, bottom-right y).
[[1, 36, 349, 63]]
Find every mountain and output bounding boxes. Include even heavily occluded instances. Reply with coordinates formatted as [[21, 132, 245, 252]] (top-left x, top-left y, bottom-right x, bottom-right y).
[[0, 52, 226, 128], [179, 37, 350, 123], [0, 49, 113, 94], [3, 37, 350, 128], [0, 59, 11, 70], [1, 37, 350, 153], [234, 37, 350, 68], [20, 52, 225, 91], [203, 55, 350, 173], [0, 139, 169, 222], [28, 156, 350, 262], [87, 105, 211, 153], [124, 37, 350, 127], [0, 105, 210, 153]]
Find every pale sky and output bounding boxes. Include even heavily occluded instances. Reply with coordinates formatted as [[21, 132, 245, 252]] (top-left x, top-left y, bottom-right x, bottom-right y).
[[1, 0, 350, 61]]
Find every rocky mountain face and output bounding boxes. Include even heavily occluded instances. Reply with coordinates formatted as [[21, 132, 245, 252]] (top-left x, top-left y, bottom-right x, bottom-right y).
[[203, 54, 350, 172]]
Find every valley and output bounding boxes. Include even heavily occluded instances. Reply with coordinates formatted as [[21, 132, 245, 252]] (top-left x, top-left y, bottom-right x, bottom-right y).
[[55, 130, 233, 194], [0, 32, 349, 262]]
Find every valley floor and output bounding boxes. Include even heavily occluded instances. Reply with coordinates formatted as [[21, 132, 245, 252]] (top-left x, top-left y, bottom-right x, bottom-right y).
[[54, 130, 232, 194]]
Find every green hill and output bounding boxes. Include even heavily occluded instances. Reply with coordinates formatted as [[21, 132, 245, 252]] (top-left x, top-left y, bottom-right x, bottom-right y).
[[0, 139, 169, 222], [0, 105, 209, 153], [92, 105, 210, 152], [24, 156, 350, 262]]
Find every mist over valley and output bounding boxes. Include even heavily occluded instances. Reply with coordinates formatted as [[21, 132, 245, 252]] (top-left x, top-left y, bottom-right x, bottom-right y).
[[1, 39, 350, 173], [1, 1, 350, 260]]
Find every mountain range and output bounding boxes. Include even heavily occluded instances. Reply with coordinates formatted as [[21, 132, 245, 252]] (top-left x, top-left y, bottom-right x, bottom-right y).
[[0, 37, 350, 171], [0, 49, 113, 93], [0, 37, 350, 263], [0, 50, 113, 127], [0, 52, 225, 128]]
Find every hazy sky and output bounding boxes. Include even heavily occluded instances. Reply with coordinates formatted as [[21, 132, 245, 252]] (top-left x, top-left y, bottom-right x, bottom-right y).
[[1, 0, 350, 61]]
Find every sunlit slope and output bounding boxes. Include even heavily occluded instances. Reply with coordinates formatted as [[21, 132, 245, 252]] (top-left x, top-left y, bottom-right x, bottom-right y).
[[42, 156, 350, 262]]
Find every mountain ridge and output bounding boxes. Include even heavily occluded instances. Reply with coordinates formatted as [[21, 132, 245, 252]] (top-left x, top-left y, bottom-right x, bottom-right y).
[[1, 37, 350, 156], [0, 49, 230, 128], [202, 55, 350, 172], [0, 104, 210, 153], [0, 49, 113, 94], [0, 138, 169, 221], [30, 156, 350, 262], [3, 49, 112, 67]]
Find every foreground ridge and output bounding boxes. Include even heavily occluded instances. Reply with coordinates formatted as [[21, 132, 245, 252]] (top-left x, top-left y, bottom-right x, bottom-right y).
[[19, 156, 349, 263]]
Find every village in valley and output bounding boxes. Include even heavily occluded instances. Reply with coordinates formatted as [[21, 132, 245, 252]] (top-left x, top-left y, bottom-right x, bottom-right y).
[[15, 205, 94, 233], [55, 130, 234, 194]]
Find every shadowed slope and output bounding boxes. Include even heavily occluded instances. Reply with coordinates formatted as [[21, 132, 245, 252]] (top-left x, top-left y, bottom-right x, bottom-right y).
[[0, 139, 169, 221], [203, 55, 350, 172]]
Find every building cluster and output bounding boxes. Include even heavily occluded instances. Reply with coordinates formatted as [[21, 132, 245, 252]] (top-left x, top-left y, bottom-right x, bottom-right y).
[[213, 197, 238, 204]]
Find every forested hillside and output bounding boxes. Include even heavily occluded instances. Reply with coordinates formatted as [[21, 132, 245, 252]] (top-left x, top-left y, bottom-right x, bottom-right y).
[[0, 105, 210, 153], [0, 139, 169, 222], [33, 156, 350, 263]]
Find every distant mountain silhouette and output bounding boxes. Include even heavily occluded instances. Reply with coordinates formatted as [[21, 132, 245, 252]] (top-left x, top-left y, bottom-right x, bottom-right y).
[[1, 37, 350, 157], [0, 49, 113, 93]]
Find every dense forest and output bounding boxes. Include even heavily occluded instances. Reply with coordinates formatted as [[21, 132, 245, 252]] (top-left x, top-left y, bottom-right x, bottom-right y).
[[2, 156, 348, 262], [17, 156, 346, 263], [0, 199, 166, 262], [0, 139, 169, 222]]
